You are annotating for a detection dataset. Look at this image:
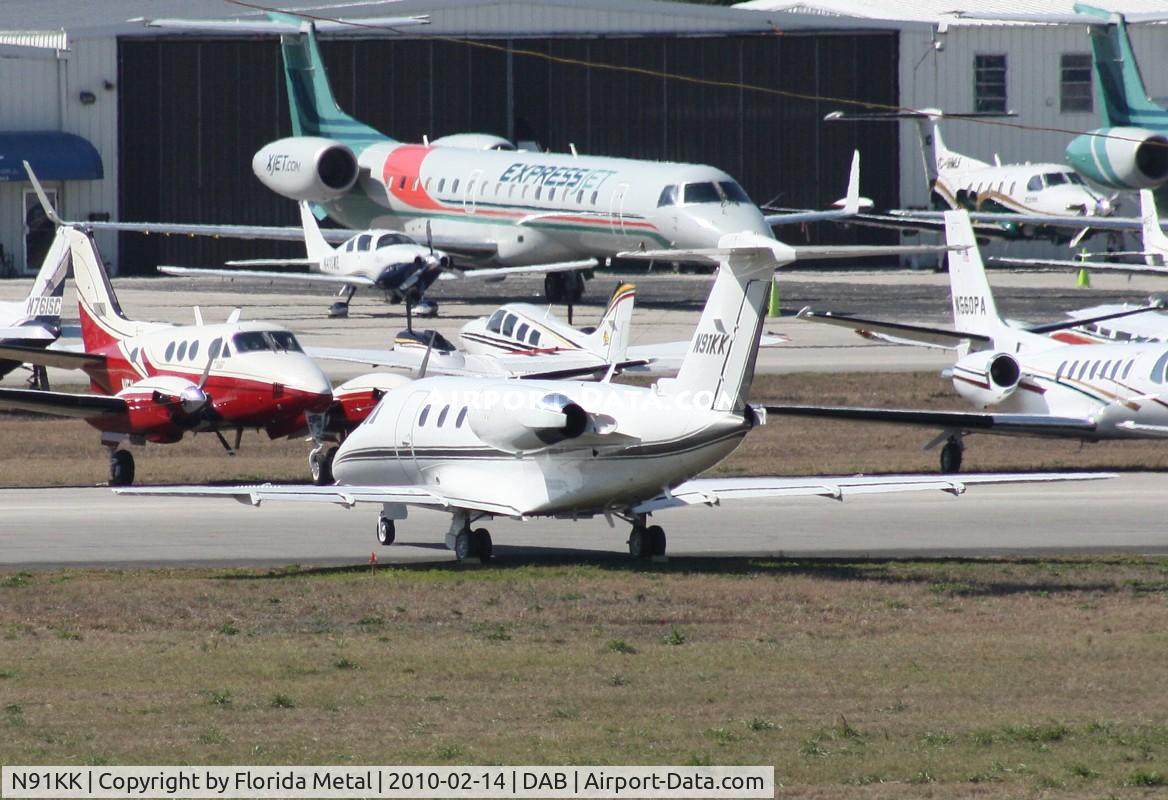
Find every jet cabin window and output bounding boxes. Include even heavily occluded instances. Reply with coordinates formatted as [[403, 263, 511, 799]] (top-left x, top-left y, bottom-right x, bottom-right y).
[[657, 185, 678, 207], [502, 314, 517, 337], [529, 329, 541, 346], [455, 407, 467, 428], [1151, 351, 1168, 383], [1044, 172, 1069, 187], [165, 342, 175, 361], [516, 323, 529, 342]]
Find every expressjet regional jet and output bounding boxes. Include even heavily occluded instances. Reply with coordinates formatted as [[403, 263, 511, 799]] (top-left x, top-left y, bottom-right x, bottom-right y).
[[130, 12, 854, 305], [772, 211, 1168, 473], [118, 230, 1108, 561]]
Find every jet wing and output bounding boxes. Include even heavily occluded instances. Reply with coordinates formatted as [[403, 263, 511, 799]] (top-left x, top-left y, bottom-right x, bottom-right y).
[[764, 149, 872, 226], [306, 345, 647, 380], [115, 484, 519, 516], [990, 256, 1168, 275], [69, 220, 351, 243], [0, 344, 106, 370], [0, 387, 126, 418], [762, 404, 1097, 437], [795, 308, 989, 348], [632, 471, 1113, 513], [159, 266, 376, 287], [626, 334, 788, 372], [620, 243, 954, 266]]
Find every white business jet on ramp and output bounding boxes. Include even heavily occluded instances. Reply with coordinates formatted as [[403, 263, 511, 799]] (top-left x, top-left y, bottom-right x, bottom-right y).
[[775, 211, 1168, 473], [117, 230, 1108, 561]]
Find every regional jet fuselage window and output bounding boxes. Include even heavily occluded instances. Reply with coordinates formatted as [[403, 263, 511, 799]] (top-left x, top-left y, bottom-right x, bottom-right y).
[[657, 185, 678, 207]]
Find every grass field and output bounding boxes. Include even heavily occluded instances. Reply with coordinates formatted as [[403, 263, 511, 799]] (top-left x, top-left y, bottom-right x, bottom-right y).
[[5, 371, 1168, 487], [3, 371, 1167, 795], [2, 558, 1168, 797]]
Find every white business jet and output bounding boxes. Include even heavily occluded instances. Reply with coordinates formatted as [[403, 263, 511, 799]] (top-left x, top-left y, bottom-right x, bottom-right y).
[[0, 226, 70, 385], [117, 229, 1107, 561], [775, 211, 1168, 473]]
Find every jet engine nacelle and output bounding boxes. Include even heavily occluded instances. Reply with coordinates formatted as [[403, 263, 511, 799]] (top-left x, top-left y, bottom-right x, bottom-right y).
[[252, 137, 359, 202], [951, 351, 1021, 408], [116, 375, 210, 435], [467, 391, 588, 453], [428, 133, 515, 151], [1066, 127, 1168, 190]]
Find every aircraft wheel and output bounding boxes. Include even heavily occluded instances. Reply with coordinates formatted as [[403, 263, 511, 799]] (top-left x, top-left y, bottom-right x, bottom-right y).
[[376, 517, 396, 546], [328, 302, 350, 319], [472, 528, 493, 562], [544, 273, 565, 304], [453, 530, 473, 561], [565, 270, 585, 303], [110, 449, 135, 487], [646, 524, 666, 557], [628, 525, 650, 559], [940, 438, 964, 474], [309, 447, 336, 485]]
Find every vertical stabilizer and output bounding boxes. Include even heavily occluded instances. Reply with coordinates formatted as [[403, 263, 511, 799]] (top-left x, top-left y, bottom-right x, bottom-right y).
[[1076, 5, 1165, 128], [67, 228, 143, 350], [661, 234, 787, 411], [273, 13, 391, 146], [21, 228, 70, 326], [912, 110, 947, 187], [584, 282, 635, 363], [943, 211, 1010, 340], [298, 201, 334, 264]]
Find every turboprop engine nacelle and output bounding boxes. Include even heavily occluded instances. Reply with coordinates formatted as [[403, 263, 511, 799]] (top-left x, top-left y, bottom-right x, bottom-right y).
[[253, 137, 359, 202], [1066, 127, 1168, 190], [116, 375, 210, 438], [951, 351, 1021, 408], [468, 391, 588, 453]]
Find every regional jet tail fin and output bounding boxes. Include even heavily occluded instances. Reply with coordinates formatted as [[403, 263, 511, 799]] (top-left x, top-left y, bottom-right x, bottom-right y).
[[943, 211, 1016, 343]]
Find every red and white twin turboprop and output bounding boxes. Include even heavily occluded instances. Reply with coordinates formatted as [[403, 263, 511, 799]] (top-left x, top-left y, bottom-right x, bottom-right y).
[[0, 208, 333, 486]]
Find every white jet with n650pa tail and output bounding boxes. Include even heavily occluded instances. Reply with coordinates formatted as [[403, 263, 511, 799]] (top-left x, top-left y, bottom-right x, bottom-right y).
[[118, 233, 1110, 561]]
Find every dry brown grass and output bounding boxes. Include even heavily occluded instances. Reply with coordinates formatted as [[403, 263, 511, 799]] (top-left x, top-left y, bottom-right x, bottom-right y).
[[2, 559, 1168, 796], [3, 373, 1165, 487]]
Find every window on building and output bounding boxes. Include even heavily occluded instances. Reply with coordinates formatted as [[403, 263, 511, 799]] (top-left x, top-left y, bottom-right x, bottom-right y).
[[1060, 53, 1093, 113], [974, 54, 1008, 113]]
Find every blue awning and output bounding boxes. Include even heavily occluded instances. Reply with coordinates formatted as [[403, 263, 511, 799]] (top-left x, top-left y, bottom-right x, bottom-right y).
[[0, 131, 102, 181]]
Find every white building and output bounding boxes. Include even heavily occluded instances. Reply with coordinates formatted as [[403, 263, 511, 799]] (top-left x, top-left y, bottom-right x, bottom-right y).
[[738, 1, 1168, 257]]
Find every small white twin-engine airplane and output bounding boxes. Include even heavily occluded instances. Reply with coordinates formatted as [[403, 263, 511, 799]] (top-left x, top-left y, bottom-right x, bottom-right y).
[[0, 167, 334, 486], [826, 109, 1115, 243], [0, 225, 70, 385], [309, 282, 642, 383], [773, 211, 1168, 473], [156, 201, 595, 322], [117, 228, 1110, 562]]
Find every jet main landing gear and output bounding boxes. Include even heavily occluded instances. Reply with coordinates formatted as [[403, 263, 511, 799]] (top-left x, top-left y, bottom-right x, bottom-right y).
[[628, 517, 667, 559], [309, 445, 337, 485]]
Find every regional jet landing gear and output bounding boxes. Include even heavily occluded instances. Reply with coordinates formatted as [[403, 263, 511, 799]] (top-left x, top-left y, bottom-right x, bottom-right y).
[[627, 515, 667, 559], [940, 434, 964, 474], [309, 445, 337, 485]]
